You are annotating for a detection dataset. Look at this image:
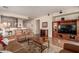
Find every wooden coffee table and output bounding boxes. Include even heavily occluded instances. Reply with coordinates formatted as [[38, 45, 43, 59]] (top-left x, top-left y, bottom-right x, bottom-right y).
[[33, 39, 48, 52]]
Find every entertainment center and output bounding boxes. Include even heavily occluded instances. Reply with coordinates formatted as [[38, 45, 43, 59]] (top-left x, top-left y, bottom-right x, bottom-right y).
[[52, 19, 79, 47]]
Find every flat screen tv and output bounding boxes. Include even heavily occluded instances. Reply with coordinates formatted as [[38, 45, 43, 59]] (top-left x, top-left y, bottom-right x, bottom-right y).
[[58, 24, 77, 35]]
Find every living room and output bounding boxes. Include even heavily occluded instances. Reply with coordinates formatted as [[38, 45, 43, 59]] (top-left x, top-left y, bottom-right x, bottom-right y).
[[0, 6, 79, 53]]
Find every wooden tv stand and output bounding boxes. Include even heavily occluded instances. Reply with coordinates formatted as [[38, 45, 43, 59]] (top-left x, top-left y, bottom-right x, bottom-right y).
[[52, 19, 79, 47]]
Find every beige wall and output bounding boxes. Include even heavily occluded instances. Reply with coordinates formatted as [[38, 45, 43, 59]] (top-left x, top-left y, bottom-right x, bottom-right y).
[[34, 15, 53, 38]]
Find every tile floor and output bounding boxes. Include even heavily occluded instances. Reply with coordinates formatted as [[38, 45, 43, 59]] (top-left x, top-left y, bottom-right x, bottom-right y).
[[47, 38, 79, 53], [43, 39, 63, 53]]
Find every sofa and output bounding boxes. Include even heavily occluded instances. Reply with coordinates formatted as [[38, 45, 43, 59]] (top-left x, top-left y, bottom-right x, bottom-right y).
[[60, 42, 79, 53], [15, 29, 34, 42], [0, 44, 3, 51]]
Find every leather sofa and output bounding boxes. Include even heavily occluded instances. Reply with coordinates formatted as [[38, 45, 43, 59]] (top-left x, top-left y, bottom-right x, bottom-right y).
[[60, 42, 79, 53]]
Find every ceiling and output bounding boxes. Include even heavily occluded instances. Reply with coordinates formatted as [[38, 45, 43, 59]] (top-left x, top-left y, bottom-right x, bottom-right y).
[[0, 6, 79, 18]]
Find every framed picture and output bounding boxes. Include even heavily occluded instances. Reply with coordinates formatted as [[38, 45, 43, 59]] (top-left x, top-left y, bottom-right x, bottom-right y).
[[42, 22, 48, 28]]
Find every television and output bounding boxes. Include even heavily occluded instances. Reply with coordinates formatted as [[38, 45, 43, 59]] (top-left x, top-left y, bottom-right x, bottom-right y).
[[58, 24, 77, 35]]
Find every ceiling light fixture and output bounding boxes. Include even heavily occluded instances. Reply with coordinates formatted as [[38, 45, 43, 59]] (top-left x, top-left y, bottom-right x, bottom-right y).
[[48, 13, 50, 16], [2, 6, 8, 9], [59, 10, 63, 14]]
